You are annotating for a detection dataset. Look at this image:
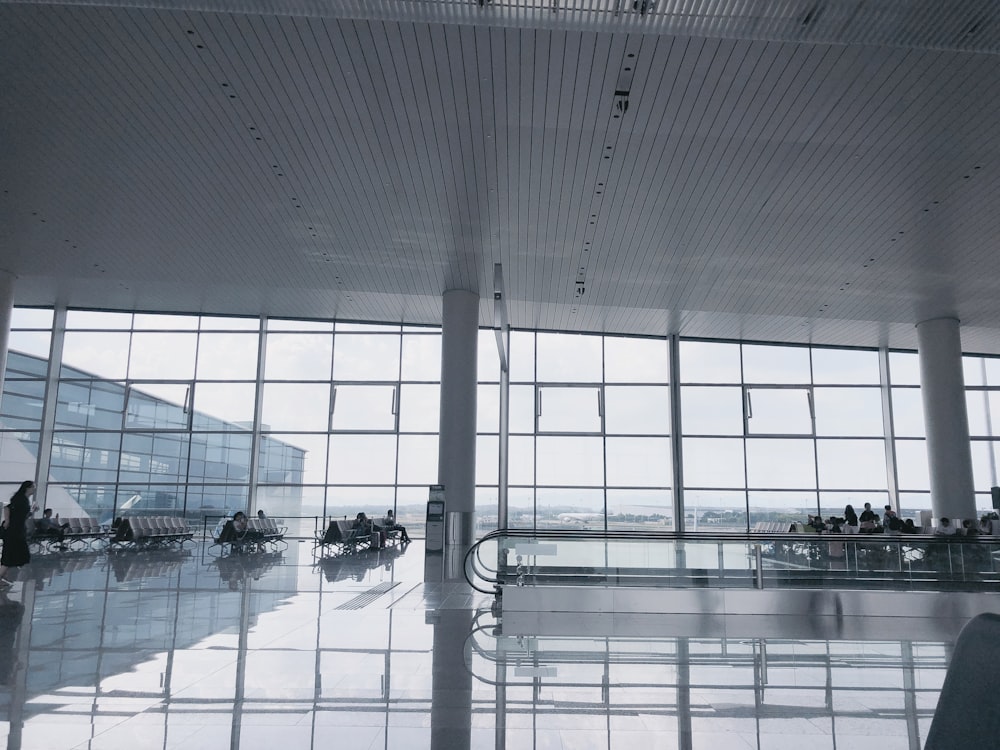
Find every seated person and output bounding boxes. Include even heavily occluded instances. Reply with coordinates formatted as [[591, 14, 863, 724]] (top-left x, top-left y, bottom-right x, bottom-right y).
[[962, 519, 980, 537], [885, 510, 904, 533], [233, 511, 264, 540], [382, 510, 411, 543], [37, 508, 70, 549], [354, 512, 387, 549], [219, 511, 263, 545], [901, 518, 919, 534], [935, 517, 958, 536]]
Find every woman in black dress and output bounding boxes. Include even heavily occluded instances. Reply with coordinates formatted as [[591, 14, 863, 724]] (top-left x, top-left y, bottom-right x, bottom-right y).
[[0, 480, 36, 586], [843, 504, 859, 532]]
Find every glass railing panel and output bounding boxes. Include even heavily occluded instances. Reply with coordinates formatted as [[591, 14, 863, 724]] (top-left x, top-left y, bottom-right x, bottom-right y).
[[468, 530, 1000, 593]]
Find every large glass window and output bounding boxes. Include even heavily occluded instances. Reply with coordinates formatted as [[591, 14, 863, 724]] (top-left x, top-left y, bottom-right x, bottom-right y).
[[397, 435, 439, 485], [399, 384, 440, 432], [8, 307, 990, 535], [264, 333, 332, 380], [745, 438, 816, 489], [741, 344, 811, 384], [2, 311, 301, 524], [811, 347, 880, 384], [62, 331, 130, 380], [964, 354, 1000, 517], [260, 383, 330, 432], [333, 334, 400, 381], [895, 440, 930, 491], [400, 334, 441, 381], [536, 386, 602, 433], [55, 379, 126, 430], [196, 333, 259, 379], [891, 388, 925, 437], [679, 341, 891, 531], [744, 388, 812, 435], [191, 383, 256, 429], [679, 341, 741, 383], [535, 436, 604, 487], [604, 337, 668, 383], [816, 439, 888, 489], [330, 385, 397, 431], [259, 433, 324, 484], [604, 386, 669, 435], [502, 332, 673, 530], [535, 333, 602, 382], [747, 491, 815, 529], [681, 387, 743, 435], [814, 388, 884, 436], [1, 359, 48, 432], [328, 435, 397, 485], [605, 438, 670, 487], [125, 383, 191, 430], [683, 438, 746, 489], [128, 332, 197, 379]]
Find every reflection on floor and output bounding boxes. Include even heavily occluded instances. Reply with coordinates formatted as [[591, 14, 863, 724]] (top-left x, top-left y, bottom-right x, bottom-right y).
[[0, 539, 986, 749]]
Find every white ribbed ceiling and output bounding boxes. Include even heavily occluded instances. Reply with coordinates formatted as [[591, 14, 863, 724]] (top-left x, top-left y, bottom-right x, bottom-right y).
[[2, 0, 1000, 351]]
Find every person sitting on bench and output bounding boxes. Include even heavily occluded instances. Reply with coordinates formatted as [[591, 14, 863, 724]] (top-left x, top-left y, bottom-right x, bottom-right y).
[[37, 509, 70, 549], [354, 512, 386, 549], [219, 511, 264, 546], [382, 510, 411, 543]]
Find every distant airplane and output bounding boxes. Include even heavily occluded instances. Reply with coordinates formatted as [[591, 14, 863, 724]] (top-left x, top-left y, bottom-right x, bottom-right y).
[[557, 512, 603, 525]]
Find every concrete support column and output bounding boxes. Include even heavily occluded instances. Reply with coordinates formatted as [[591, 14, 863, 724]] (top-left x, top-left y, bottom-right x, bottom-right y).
[[916, 317, 976, 522], [438, 289, 479, 546], [0, 271, 15, 400]]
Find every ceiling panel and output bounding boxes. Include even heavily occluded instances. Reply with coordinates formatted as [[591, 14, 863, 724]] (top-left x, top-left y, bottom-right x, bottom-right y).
[[3, 1, 1000, 352]]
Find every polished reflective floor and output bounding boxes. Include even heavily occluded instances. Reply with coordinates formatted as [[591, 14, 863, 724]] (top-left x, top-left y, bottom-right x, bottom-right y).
[[0, 539, 983, 749]]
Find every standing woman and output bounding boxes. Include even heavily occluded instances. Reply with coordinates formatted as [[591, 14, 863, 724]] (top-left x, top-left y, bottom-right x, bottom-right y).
[[843, 504, 859, 533], [0, 481, 36, 586]]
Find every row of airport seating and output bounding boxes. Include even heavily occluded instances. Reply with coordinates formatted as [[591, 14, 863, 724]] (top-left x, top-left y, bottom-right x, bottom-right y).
[[208, 517, 287, 555], [110, 516, 195, 549], [29, 516, 109, 551], [751, 522, 791, 533], [22, 513, 285, 554], [252, 517, 286, 545], [314, 518, 401, 557]]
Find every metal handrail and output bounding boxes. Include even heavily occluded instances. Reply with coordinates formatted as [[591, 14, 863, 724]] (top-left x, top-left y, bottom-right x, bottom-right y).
[[464, 528, 1000, 593]]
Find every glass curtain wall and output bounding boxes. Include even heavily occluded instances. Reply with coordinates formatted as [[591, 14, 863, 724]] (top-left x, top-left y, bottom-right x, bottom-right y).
[[0, 308, 53, 483], [6, 306, 1000, 534], [890, 351, 931, 517], [1, 311, 444, 537], [679, 341, 891, 531], [502, 331, 672, 531], [54, 311, 267, 524], [963, 354, 1000, 514]]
